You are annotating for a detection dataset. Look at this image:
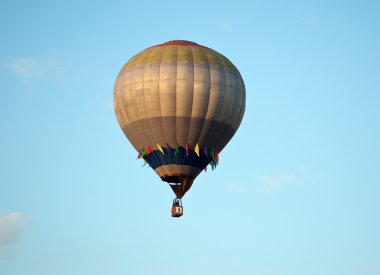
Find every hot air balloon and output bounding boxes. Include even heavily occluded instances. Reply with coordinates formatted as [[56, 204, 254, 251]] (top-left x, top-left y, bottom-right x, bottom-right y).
[[113, 40, 245, 217]]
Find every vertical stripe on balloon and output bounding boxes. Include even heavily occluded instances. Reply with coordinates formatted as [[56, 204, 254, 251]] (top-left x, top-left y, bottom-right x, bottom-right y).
[[185, 144, 189, 156], [175, 144, 179, 156]]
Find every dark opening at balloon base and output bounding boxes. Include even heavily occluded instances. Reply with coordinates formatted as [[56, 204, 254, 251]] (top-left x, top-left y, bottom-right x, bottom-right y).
[[166, 177, 194, 199]]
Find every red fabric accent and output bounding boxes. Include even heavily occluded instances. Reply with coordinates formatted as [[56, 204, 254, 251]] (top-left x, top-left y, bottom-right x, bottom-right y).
[[151, 40, 209, 49], [185, 144, 189, 156], [147, 146, 152, 154], [214, 151, 219, 164]]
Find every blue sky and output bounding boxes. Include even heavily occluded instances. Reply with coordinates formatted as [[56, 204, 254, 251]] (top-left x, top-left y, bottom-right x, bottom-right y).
[[0, 1, 379, 274]]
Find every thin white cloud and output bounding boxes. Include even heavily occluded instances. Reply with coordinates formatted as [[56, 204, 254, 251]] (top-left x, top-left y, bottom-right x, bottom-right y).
[[0, 212, 23, 258], [260, 166, 320, 191], [260, 174, 296, 191], [303, 16, 320, 26], [219, 21, 233, 32], [0, 212, 23, 244], [227, 182, 247, 193], [8, 58, 58, 78]]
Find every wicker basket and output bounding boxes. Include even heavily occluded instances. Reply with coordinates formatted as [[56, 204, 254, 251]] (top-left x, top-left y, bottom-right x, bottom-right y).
[[171, 205, 183, 217]]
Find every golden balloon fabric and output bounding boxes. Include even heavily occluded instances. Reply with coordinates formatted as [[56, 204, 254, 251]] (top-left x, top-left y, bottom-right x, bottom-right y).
[[114, 40, 245, 190]]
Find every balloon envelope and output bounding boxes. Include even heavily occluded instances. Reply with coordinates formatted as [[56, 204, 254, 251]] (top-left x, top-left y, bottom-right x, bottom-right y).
[[114, 40, 245, 197]]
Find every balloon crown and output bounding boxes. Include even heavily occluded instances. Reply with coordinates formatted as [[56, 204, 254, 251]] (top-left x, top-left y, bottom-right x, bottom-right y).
[[152, 40, 209, 49]]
